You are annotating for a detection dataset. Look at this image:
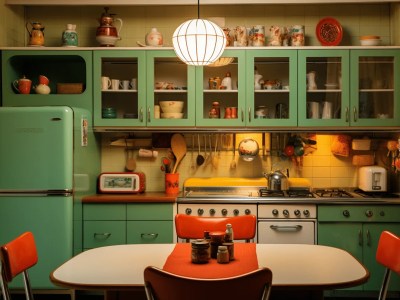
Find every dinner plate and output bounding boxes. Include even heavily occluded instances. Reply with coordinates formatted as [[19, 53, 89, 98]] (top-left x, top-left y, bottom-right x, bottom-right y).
[[316, 17, 343, 46]]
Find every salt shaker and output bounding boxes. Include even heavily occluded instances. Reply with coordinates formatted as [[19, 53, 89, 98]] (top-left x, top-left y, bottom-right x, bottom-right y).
[[225, 223, 234, 242]]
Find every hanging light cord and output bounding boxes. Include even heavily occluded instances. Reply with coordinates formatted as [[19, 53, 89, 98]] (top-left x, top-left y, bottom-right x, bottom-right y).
[[197, 0, 200, 19]]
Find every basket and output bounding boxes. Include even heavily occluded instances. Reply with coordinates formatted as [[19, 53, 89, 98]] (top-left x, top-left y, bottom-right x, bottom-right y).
[[57, 83, 84, 94]]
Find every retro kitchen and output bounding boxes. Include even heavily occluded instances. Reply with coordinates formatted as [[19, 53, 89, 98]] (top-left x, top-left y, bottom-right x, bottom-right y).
[[1, 1, 400, 299]]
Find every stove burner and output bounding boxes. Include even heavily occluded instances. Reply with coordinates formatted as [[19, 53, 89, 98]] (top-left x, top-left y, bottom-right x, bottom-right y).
[[259, 189, 284, 197], [314, 189, 353, 198], [287, 190, 315, 198]]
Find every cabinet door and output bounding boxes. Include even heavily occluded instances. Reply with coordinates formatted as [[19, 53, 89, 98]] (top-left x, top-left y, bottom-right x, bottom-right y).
[[146, 50, 196, 126], [246, 49, 298, 127], [298, 49, 350, 127], [127, 203, 173, 220], [93, 50, 146, 127], [362, 223, 400, 291], [127, 220, 173, 244], [83, 221, 126, 249], [195, 49, 246, 126], [350, 49, 400, 126]]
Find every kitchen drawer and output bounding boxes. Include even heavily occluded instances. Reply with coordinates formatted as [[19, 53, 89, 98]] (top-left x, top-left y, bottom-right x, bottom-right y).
[[126, 203, 173, 220], [83, 204, 126, 220], [84, 221, 126, 248], [127, 221, 173, 244], [318, 205, 400, 222]]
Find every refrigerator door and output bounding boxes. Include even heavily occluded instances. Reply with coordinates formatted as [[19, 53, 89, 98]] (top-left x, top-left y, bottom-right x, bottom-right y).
[[0, 106, 73, 192]]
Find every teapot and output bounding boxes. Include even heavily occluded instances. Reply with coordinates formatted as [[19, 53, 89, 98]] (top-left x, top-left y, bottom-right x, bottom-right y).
[[34, 75, 51, 94], [26, 22, 45, 46], [96, 7, 123, 47]]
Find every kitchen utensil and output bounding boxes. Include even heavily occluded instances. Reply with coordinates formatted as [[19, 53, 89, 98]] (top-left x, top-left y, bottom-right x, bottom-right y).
[[358, 166, 387, 192], [230, 134, 237, 170], [316, 17, 343, 46], [161, 156, 171, 173], [196, 134, 205, 166], [238, 138, 259, 162], [171, 133, 187, 174], [125, 148, 136, 171], [212, 134, 219, 169], [264, 170, 289, 191]]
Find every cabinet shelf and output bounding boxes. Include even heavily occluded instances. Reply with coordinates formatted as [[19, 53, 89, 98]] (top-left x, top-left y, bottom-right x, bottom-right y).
[[154, 90, 187, 93], [203, 89, 238, 93], [255, 89, 289, 93], [359, 89, 394, 92], [307, 89, 342, 93], [102, 90, 137, 93]]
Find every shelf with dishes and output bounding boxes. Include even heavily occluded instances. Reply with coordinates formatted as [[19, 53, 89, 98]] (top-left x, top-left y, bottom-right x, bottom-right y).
[[203, 89, 238, 93], [102, 90, 138, 93]]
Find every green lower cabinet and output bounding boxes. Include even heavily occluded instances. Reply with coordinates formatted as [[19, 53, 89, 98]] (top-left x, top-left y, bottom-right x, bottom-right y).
[[318, 205, 400, 292], [83, 221, 126, 249], [127, 220, 173, 244]]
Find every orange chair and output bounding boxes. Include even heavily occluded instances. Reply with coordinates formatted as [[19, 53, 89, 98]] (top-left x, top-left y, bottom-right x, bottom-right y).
[[144, 266, 272, 300], [0, 232, 38, 300], [175, 214, 257, 242], [376, 231, 400, 300]]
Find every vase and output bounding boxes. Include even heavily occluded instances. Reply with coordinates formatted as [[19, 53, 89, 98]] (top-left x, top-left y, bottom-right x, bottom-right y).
[[62, 24, 78, 47]]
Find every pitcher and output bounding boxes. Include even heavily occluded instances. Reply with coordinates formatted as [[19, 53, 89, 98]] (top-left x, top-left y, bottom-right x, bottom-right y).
[[26, 22, 45, 46]]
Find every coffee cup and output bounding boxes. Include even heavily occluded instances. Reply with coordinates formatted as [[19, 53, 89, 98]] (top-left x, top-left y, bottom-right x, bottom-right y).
[[321, 101, 333, 119], [13, 78, 32, 94], [101, 76, 111, 90], [308, 101, 320, 119], [111, 79, 120, 90], [130, 78, 137, 90], [120, 80, 130, 90]]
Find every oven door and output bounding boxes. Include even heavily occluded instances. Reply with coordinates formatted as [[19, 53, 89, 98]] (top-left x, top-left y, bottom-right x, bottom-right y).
[[257, 220, 316, 244]]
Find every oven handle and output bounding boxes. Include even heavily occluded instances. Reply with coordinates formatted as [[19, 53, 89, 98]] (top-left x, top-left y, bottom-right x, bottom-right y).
[[270, 225, 303, 231]]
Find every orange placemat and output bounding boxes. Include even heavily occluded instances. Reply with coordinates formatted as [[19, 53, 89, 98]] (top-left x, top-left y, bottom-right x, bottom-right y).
[[163, 243, 258, 279]]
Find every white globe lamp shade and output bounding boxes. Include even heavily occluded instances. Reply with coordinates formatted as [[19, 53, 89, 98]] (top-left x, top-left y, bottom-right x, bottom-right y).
[[172, 19, 227, 66]]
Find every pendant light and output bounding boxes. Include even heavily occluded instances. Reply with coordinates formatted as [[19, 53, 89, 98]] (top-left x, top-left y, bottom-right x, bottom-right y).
[[172, 0, 226, 66]]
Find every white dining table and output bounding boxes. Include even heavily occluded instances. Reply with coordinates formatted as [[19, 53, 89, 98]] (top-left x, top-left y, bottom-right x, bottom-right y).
[[50, 243, 369, 299]]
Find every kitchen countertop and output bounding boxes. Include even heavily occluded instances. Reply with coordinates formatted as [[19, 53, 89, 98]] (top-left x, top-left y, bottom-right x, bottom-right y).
[[82, 192, 176, 203]]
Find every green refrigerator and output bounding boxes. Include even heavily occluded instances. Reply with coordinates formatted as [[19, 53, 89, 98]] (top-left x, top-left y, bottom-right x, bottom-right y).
[[0, 106, 100, 290]]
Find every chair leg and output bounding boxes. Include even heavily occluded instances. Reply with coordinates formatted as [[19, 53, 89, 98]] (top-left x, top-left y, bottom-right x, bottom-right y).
[[378, 268, 391, 300], [22, 271, 34, 300], [1, 266, 11, 300]]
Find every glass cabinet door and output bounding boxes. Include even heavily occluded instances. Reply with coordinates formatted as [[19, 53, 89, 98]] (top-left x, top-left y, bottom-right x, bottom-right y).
[[246, 50, 298, 127], [93, 50, 146, 127], [298, 50, 349, 127], [350, 49, 400, 127], [195, 49, 246, 127], [146, 50, 195, 127]]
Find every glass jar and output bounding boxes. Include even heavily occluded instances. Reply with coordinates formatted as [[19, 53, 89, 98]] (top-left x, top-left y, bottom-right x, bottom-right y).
[[209, 102, 220, 118], [191, 239, 210, 264], [209, 231, 225, 258], [217, 246, 230, 264]]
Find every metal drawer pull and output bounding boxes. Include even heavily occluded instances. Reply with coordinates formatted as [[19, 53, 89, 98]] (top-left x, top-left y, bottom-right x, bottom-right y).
[[141, 233, 159, 239], [94, 233, 111, 239], [270, 225, 302, 231]]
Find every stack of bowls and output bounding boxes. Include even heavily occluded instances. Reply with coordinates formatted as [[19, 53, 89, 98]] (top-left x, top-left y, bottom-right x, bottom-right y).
[[360, 35, 381, 46], [159, 101, 184, 119]]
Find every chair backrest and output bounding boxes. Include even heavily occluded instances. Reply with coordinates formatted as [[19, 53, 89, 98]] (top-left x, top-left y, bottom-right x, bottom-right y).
[[0, 232, 38, 300], [376, 230, 400, 300], [175, 214, 257, 242], [144, 266, 272, 300]]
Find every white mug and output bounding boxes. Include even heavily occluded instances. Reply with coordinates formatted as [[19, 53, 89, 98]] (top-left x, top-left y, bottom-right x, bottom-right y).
[[308, 101, 320, 119], [101, 76, 111, 90], [111, 79, 120, 90], [321, 101, 333, 119], [120, 80, 130, 90], [130, 78, 137, 90]]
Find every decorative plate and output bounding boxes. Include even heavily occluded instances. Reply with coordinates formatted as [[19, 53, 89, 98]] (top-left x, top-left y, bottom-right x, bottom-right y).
[[316, 17, 343, 46]]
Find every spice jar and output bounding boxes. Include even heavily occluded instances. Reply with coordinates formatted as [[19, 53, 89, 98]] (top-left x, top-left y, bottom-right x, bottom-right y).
[[209, 231, 225, 259], [223, 242, 235, 261], [191, 239, 210, 264], [217, 246, 230, 264], [209, 101, 220, 118]]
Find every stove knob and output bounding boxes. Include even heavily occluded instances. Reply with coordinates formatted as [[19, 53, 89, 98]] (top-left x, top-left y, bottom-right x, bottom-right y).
[[365, 210, 373, 218], [303, 210, 310, 217], [294, 209, 301, 217], [197, 208, 204, 216], [272, 209, 279, 216], [233, 209, 240, 216], [283, 209, 289, 217], [221, 209, 228, 216], [245, 209, 251, 215], [343, 210, 350, 217], [185, 208, 192, 215], [209, 209, 216, 216]]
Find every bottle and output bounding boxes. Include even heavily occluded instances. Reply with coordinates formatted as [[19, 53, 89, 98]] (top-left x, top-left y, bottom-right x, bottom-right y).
[[225, 223, 234, 242], [221, 72, 232, 90], [62, 24, 78, 47], [209, 102, 220, 118], [217, 246, 229, 264]]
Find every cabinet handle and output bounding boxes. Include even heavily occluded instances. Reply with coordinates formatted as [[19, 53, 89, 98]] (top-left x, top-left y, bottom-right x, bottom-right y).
[[139, 107, 144, 122], [141, 233, 159, 239], [366, 229, 371, 246], [248, 107, 251, 123], [353, 106, 357, 122], [345, 107, 349, 122], [94, 233, 111, 239], [147, 106, 151, 123], [358, 229, 363, 246], [241, 109, 244, 122], [270, 225, 302, 231]]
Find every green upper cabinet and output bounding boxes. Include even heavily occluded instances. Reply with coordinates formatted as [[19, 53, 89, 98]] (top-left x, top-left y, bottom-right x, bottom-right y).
[[2, 50, 93, 112], [298, 49, 350, 127], [246, 49, 298, 127], [350, 49, 400, 127], [93, 50, 146, 127], [146, 50, 196, 127], [195, 49, 246, 127]]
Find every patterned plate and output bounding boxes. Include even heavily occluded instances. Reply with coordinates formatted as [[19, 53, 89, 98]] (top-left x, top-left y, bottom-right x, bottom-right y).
[[316, 17, 343, 46]]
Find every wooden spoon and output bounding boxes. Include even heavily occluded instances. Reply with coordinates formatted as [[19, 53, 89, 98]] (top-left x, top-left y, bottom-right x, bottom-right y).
[[171, 133, 187, 174]]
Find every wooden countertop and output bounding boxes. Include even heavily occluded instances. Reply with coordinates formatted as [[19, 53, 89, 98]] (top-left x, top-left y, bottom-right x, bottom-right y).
[[82, 192, 177, 203]]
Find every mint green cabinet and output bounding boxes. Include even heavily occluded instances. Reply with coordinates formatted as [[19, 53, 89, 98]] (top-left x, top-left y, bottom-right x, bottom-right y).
[[245, 49, 298, 127], [318, 205, 400, 292], [2, 50, 93, 111], [146, 50, 196, 127], [93, 50, 146, 127], [83, 203, 173, 249]]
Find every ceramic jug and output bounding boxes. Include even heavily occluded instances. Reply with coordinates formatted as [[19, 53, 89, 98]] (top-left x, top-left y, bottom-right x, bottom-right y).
[[145, 28, 163, 47], [96, 7, 123, 47], [26, 22, 45, 46], [62, 24, 78, 47]]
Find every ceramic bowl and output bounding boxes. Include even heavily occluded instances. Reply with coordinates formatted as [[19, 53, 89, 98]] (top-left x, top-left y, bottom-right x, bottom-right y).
[[161, 112, 184, 119], [238, 138, 259, 161], [360, 36, 381, 46], [159, 101, 184, 113]]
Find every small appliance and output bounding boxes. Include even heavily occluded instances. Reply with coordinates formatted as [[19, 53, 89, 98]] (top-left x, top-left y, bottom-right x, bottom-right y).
[[358, 166, 387, 192]]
